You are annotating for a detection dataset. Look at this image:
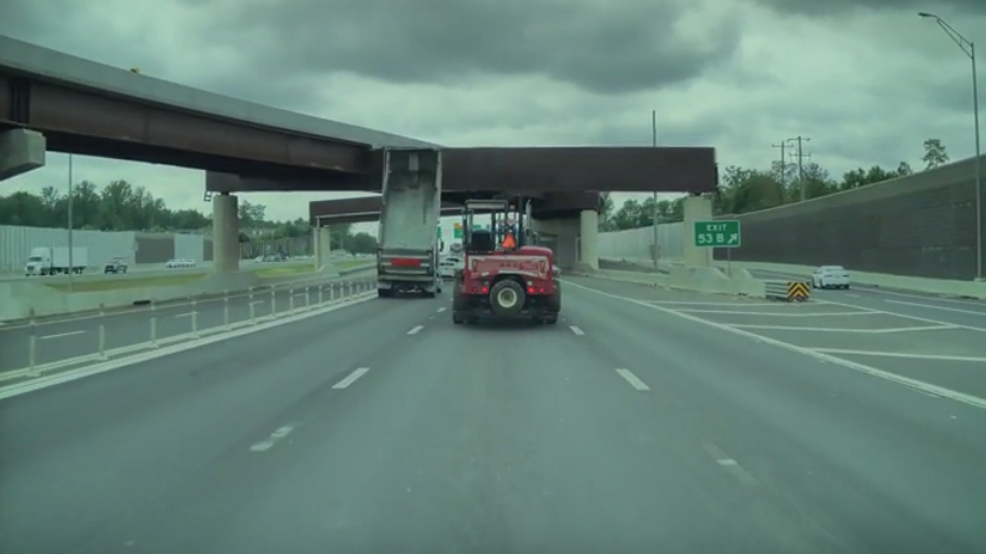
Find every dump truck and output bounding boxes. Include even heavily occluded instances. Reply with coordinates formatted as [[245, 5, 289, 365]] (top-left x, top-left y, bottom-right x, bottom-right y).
[[376, 148, 444, 298]]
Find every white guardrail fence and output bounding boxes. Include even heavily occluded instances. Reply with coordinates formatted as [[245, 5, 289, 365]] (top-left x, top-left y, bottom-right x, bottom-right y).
[[2, 274, 379, 380]]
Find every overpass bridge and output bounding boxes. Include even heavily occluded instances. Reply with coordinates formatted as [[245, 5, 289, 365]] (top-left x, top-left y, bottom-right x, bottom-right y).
[[0, 35, 718, 273]]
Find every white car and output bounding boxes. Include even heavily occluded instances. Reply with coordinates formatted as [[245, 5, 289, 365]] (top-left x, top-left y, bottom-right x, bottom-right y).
[[438, 259, 459, 280], [811, 265, 850, 289]]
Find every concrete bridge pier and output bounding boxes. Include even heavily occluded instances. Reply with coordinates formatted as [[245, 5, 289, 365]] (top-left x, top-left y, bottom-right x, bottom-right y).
[[0, 129, 46, 181], [315, 224, 333, 271], [682, 194, 713, 268], [212, 192, 240, 273]]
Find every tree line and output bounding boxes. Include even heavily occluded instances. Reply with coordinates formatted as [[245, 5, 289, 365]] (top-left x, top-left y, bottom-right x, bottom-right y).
[[600, 138, 951, 231], [0, 180, 380, 255]]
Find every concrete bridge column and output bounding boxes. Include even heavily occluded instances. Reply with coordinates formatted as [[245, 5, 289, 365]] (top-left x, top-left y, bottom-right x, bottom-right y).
[[575, 209, 599, 272], [212, 193, 240, 273], [0, 129, 46, 181], [682, 194, 713, 268], [316, 225, 332, 270]]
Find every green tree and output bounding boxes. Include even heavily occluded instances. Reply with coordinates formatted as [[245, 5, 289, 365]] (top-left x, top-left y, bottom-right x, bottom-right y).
[[921, 138, 949, 170], [345, 232, 378, 254]]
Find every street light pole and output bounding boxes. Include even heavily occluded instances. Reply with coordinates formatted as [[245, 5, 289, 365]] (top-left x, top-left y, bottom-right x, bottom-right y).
[[920, 12, 983, 280], [67, 154, 75, 292], [651, 109, 659, 271]]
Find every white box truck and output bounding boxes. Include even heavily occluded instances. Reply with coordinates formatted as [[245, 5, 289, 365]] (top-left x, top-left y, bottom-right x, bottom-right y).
[[25, 246, 89, 276], [376, 148, 444, 298]]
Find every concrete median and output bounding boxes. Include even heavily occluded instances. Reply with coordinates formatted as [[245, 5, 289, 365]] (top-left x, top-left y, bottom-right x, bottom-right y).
[[0, 264, 374, 322], [591, 257, 766, 298]]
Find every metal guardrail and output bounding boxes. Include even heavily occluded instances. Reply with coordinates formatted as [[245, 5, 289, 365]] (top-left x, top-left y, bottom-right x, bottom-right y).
[[764, 280, 811, 302], [2, 274, 379, 380]]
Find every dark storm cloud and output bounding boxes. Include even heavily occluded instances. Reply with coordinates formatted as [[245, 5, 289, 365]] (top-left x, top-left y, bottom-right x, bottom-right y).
[[0, 1, 327, 110], [183, 0, 742, 95], [752, 0, 986, 17]]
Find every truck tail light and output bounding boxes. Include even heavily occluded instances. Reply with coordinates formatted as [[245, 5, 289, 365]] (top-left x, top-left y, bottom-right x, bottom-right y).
[[527, 286, 535, 294]]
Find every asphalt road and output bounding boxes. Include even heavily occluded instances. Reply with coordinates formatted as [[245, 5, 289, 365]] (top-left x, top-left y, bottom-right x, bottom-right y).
[[2, 276, 985, 553], [0, 278, 374, 373]]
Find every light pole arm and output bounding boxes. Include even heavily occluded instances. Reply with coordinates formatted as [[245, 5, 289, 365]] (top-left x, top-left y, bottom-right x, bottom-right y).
[[933, 17, 974, 59]]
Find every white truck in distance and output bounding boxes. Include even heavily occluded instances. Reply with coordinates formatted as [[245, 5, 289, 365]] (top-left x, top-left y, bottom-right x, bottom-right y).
[[24, 246, 89, 276], [376, 148, 443, 298]]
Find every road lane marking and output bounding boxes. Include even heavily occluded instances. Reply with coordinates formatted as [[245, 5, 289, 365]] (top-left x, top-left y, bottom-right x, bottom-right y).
[[647, 301, 780, 307], [436, 307, 446, 313], [40, 330, 85, 340], [174, 311, 199, 318], [249, 425, 296, 452], [673, 309, 877, 317], [857, 286, 986, 304], [704, 443, 759, 486], [727, 323, 956, 333], [884, 299, 986, 318], [569, 325, 585, 335], [563, 279, 986, 412], [810, 348, 986, 363], [615, 368, 650, 391], [407, 325, 424, 335], [815, 298, 986, 334], [332, 367, 370, 389]]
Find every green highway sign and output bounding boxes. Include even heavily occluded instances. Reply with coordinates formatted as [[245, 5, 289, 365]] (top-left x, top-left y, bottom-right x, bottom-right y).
[[694, 220, 741, 248]]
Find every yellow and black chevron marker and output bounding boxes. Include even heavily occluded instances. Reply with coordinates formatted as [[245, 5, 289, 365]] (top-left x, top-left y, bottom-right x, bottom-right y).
[[786, 281, 810, 302]]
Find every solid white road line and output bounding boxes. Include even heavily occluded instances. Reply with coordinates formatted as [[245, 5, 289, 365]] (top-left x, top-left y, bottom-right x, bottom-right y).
[[332, 367, 370, 389], [562, 279, 986, 412], [615, 368, 650, 391]]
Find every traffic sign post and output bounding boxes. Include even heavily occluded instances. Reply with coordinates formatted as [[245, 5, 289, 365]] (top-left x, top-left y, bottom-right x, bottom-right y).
[[694, 220, 741, 276], [694, 220, 741, 248]]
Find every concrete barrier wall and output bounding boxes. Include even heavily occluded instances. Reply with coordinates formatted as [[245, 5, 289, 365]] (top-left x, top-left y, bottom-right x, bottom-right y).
[[0, 226, 217, 272], [598, 222, 683, 261], [0, 225, 137, 272], [597, 154, 985, 281], [711, 154, 986, 281]]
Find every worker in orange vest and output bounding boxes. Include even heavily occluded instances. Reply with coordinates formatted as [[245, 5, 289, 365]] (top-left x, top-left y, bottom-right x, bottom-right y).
[[500, 231, 516, 249]]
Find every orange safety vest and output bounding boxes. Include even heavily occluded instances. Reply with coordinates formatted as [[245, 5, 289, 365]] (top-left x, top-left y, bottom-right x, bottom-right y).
[[501, 233, 516, 249]]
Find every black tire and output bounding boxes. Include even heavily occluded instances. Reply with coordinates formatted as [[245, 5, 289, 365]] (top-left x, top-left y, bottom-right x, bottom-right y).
[[543, 315, 558, 325], [489, 280, 526, 317], [452, 283, 470, 313], [452, 312, 465, 324], [423, 290, 436, 298], [378, 288, 394, 298]]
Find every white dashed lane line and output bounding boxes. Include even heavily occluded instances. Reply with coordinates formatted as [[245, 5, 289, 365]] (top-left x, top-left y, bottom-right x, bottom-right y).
[[569, 325, 585, 336], [249, 425, 296, 453], [407, 325, 424, 335], [332, 367, 370, 389], [615, 368, 650, 391]]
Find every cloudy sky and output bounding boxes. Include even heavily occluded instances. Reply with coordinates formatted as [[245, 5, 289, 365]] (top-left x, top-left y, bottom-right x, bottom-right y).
[[2, 0, 983, 231]]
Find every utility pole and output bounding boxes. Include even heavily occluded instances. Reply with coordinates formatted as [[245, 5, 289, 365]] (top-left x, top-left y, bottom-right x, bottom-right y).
[[651, 109, 659, 271], [787, 136, 812, 201], [771, 141, 788, 188]]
